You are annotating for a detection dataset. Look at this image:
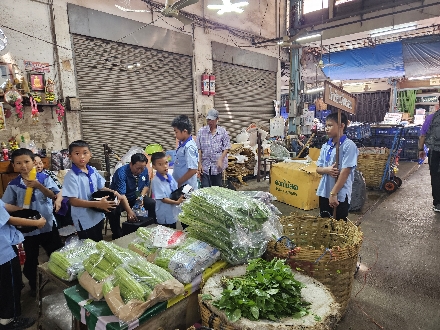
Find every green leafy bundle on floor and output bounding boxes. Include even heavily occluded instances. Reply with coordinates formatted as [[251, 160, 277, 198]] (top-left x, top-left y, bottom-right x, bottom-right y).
[[179, 186, 274, 264], [213, 258, 310, 322], [48, 239, 97, 281]]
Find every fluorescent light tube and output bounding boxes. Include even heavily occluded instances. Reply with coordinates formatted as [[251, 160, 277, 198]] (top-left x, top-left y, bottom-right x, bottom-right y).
[[306, 87, 324, 94], [370, 25, 416, 38], [296, 33, 321, 42]]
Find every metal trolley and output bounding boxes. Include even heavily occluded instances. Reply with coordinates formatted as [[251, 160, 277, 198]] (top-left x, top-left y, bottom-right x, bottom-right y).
[[380, 127, 404, 193]]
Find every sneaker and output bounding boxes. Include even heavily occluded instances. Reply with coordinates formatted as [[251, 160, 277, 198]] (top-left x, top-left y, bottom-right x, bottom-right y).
[[0, 317, 35, 330], [433, 205, 440, 212]]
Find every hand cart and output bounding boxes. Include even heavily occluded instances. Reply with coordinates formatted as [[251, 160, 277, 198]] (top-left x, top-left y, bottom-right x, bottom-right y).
[[380, 127, 404, 193]]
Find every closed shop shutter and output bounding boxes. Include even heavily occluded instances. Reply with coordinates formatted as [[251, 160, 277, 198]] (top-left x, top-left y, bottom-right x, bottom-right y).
[[212, 61, 276, 139], [71, 34, 194, 166]]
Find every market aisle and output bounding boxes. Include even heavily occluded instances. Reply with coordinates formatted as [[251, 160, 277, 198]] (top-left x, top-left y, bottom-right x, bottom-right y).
[[337, 165, 440, 330]]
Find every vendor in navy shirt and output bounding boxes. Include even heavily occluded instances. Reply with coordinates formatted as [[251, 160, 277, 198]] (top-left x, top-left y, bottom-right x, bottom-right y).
[[108, 153, 156, 239]]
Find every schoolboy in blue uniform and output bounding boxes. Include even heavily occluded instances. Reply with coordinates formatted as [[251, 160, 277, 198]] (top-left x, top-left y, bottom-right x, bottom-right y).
[[151, 152, 184, 229], [0, 199, 46, 330], [171, 115, 199, 190], [2, 148, 63, 296], [316, 112, 358, 220], [62, 140, 123, 242]]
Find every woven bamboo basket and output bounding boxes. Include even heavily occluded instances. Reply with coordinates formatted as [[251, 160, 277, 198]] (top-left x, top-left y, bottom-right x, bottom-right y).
[[357, 148, 389, 188], [199, 296, 235, 330], [265, 214, 363, 315]]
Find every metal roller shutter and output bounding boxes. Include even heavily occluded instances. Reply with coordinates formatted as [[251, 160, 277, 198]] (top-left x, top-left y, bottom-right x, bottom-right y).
[[71, 34, 194, 166], [212, 61, 276, 139]]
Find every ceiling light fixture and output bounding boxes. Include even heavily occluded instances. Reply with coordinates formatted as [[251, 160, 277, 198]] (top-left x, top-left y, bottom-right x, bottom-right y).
[[370, 24, 417, 38], [296, 33, 321, 42], [207, 0, 249, 15]]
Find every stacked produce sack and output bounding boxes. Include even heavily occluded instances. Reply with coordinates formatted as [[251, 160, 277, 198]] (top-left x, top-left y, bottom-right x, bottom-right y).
[[179, 187, 282, 265], [48, 238, 97, 281], [129, 226, 221, 284]]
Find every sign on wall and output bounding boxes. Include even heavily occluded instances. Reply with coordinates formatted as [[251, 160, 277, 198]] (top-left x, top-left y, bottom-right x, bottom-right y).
[[23, 61, 50, 73], [323, 81, 356, 114]]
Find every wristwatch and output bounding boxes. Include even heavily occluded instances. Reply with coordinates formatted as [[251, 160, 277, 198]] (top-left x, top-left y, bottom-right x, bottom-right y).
[[330, 191, 336, 196]]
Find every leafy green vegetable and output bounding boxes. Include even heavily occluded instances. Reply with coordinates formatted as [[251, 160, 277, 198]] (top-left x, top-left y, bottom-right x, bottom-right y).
[[213, 258, 310, 322]]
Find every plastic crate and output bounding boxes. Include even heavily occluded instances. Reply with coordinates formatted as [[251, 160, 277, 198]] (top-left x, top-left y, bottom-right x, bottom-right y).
[[401, 149, 419, 161], [404, 126, 421, 137], [402, 138, 418, 149], [374, 126, 401, 136]]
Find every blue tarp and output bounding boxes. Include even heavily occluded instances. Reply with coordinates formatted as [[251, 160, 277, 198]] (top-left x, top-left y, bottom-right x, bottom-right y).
[[322, 41, 405, 80], [402, 35, 440, 77]]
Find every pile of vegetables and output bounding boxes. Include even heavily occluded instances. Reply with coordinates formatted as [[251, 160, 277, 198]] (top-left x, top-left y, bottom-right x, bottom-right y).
[[212, 258, 310, 322], [48, 238, 97, 281], [83, 241, 141, 281], [179, 187, 276, 264], [102, 258, 175, 303]]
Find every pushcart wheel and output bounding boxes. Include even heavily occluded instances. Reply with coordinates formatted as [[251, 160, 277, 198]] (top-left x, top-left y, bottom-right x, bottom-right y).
[[384, 180, 398, 193], [393, 176, 402, 187]]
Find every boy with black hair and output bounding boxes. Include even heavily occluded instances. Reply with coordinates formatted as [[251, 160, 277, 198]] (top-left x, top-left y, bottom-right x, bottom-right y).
[[2, 148, 63, 296], [171, 115, 199, 190], [150, 152, 184, 229], [0, 200, 46, 330], [62, 140, 125, 241], [316, 112, 358, 220]]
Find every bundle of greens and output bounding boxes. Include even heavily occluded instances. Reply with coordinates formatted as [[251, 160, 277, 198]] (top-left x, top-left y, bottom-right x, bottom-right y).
[[102, 258, 176, 303], [83, 241, 141, 281], [179, 187, 277, 264], [213, 258, 310, 322], [48, 238, 97, 281], [153, 237, 220, 283]]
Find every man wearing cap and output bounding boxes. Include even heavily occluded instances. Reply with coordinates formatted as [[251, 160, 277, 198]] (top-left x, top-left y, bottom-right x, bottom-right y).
[[196, 109, 231, 187]]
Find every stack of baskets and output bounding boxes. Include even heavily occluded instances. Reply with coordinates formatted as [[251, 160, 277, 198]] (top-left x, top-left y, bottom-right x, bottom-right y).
[[265, 214, 363, 315], [357, 147, 390, 188]]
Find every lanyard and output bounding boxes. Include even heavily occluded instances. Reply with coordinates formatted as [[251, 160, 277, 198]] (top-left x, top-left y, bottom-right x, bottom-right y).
[[325, 135, 347, 163]]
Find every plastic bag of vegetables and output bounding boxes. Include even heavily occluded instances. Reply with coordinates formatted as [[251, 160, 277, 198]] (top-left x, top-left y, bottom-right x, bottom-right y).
[[153, 237, 220, 283], [101, 258, 184, 324], [136, 225, 186, 248], [83, 241, 142, 282], [179, 187, 282, 265], [47, 238, 97, 281], [128, 237, 158, 258]]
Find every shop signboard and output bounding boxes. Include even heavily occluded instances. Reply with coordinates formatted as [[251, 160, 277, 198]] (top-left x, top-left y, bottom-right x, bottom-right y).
[[323, 81, 356, 114], [415, 95, 438, 103]]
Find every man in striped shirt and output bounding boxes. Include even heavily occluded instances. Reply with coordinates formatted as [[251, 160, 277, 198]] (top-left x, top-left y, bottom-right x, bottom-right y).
[[196, 109, 231, 187]]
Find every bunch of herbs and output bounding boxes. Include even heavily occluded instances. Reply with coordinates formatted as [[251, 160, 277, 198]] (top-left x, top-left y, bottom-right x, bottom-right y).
[[212, 258, 311, 322]]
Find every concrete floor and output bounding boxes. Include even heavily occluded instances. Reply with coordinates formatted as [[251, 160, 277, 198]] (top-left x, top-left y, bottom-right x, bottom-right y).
[[23, 161, 440, 330]]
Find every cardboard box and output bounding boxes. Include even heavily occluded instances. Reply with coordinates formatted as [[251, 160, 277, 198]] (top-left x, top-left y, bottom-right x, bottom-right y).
[[308, 147, 321, 161], [270, 162, 321, 210]]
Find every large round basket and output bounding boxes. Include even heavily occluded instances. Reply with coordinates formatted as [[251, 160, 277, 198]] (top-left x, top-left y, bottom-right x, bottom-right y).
[[200, 265, 341, 330], [357, 148, 389, 188], [265, 214, 363, 315]]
